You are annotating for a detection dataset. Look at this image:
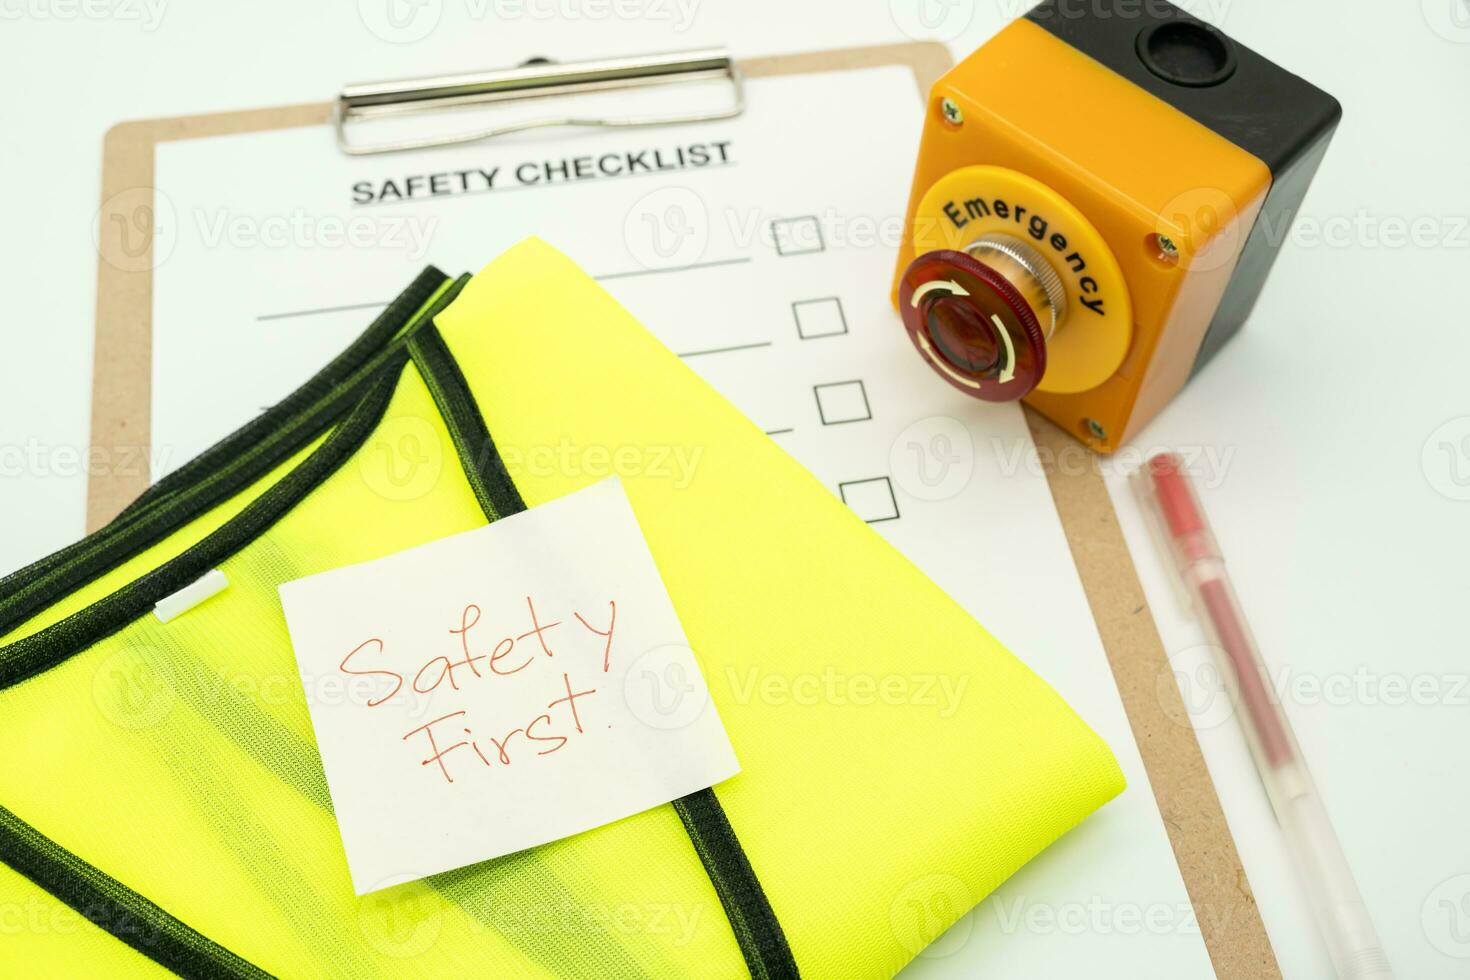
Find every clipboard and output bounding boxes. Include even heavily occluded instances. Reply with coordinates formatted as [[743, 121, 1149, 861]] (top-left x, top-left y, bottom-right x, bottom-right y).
[[89, 42, 1277, 978]]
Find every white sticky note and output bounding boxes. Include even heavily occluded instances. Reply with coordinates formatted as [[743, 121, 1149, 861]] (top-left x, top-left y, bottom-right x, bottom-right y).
[[278, 476, 740, 894]]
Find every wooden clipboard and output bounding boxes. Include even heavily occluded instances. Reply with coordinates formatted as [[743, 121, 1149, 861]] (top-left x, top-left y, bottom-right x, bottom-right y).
[[90, 42, 1277, 978]]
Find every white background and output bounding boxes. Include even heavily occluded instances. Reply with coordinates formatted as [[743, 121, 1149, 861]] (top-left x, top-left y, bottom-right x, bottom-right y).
[[2, 1, 1468, 977]]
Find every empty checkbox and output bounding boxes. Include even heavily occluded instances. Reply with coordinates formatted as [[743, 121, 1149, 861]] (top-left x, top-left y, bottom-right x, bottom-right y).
[[771, 216, 824, 256], [839, 476, 900, 523], [792, 297, 847, 339], [814, 380, 871, 425]]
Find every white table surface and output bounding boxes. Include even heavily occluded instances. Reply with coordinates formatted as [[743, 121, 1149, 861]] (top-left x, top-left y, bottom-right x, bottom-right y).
[[2, 2, 1466, 977]]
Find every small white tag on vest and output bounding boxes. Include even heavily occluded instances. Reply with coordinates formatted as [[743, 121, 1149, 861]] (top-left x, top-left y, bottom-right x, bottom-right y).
[[154, 569, 229, 623]]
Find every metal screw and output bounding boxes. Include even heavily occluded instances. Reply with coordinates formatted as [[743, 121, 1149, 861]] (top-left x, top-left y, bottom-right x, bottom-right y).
[[1085, 418, 1107, 441], [1156, 235, 1179, 259], [940, 98, 963, 126]]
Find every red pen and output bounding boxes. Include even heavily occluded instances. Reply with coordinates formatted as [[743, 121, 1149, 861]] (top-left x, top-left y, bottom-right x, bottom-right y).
[[1133, 453, 1392, 980]]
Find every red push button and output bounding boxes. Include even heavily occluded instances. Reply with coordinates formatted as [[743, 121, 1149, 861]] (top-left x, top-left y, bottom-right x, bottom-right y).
[[897, 249, 1048, 401]]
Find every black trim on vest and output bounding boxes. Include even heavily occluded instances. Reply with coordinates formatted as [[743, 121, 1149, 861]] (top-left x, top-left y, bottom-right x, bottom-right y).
[[410, 323, 801, 980]]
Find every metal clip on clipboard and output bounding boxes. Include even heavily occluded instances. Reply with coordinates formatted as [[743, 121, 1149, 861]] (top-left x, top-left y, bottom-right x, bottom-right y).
[[334, 49, 745, 155]]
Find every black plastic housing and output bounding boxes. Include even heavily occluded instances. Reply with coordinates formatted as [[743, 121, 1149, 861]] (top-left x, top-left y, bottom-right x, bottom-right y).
[[1026, 0, 1342, 373]]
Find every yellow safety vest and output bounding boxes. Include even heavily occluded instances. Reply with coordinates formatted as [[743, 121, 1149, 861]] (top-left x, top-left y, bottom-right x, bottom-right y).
[[0, 239, 1122, 978]]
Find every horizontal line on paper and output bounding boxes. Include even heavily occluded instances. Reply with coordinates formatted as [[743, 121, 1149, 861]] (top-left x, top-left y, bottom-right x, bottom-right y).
[[256, 300, 389, 322], [676, 340, 772, 359], [254, 256, 752, 322], [595, 256, 751, 282]]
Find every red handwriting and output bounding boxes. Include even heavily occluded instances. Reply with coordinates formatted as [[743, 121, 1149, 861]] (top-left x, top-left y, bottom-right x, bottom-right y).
[[351, 596, 620, 784], [447, 604, 487, 676], [546, 671, 596, 734], [401, 710, 468, 783], [342, 596, 619, 708], [402, 673, 598, 785], [517, 596, 560, 658], [339, 638, 402, 707], [573, 601, 617, 673]]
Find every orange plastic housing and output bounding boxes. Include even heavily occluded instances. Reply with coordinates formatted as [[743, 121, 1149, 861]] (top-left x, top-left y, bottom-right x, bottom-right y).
[[891, 18, 1270, 451]]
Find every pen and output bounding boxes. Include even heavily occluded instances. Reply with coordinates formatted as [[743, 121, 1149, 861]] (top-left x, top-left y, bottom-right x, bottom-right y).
[[1133, 453, 1393, 980]]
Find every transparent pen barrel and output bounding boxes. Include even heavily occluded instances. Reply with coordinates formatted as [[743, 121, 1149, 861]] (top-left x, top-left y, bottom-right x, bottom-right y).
[[1187, 565, 1392, 980]]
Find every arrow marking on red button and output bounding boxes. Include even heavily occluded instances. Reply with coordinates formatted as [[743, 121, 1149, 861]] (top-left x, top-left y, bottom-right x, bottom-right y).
[[910, 279, 970, 307], [993, 313, 1016, 383]]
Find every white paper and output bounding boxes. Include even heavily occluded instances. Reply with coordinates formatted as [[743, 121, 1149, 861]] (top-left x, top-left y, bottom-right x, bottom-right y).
[[155, 67, 1213, 975], [277, 477, 739, 895]]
